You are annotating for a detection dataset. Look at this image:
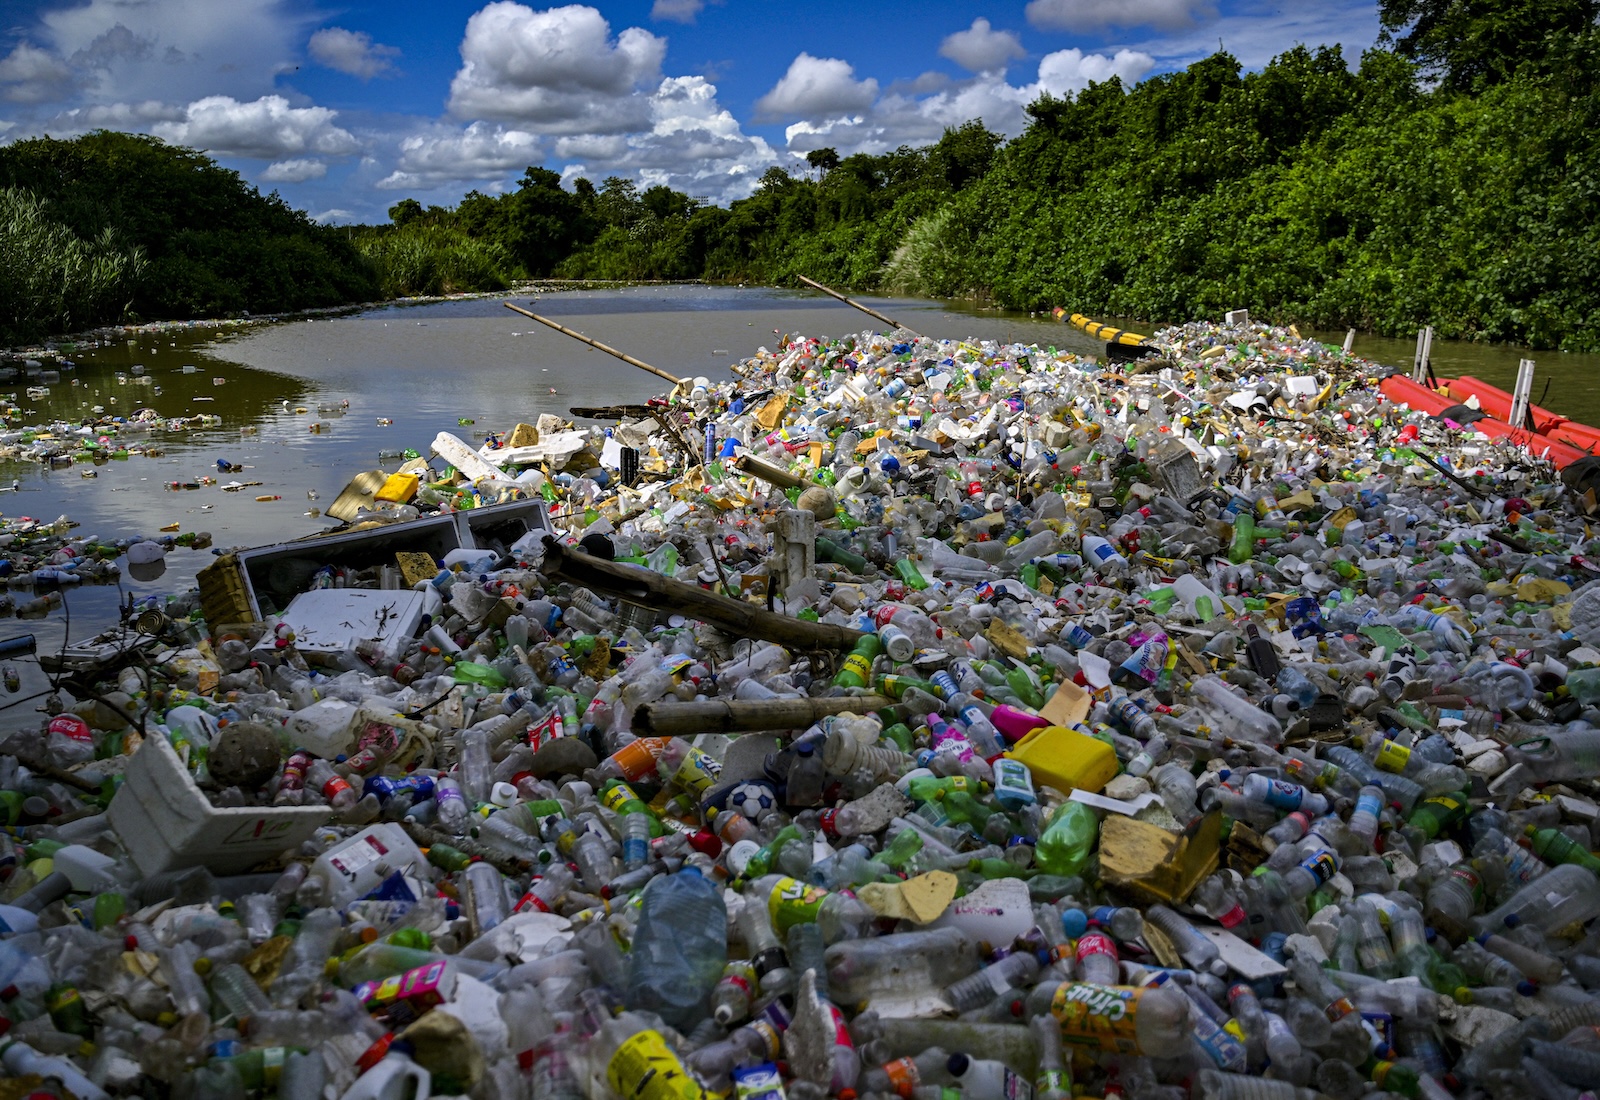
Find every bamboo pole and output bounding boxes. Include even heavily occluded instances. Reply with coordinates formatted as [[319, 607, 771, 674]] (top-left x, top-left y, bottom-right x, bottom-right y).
[[733, 453, 807, 489], [636, 694, 894, 737], [505, 302, 684, 386], [795, 275, 921, 338], [539, 538, 866, 651]]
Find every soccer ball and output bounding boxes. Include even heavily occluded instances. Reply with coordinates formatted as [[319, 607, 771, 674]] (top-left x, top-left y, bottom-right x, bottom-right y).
[[728, 780, 777, 820]]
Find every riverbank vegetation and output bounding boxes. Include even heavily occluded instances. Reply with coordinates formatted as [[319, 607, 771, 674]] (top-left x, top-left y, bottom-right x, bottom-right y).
[[0, 131, 377, 345], [5, 1, 1600, 349]]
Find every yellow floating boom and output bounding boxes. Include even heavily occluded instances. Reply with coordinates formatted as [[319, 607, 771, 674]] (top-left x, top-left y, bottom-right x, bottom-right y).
[[1053, 307, 1149, 347]]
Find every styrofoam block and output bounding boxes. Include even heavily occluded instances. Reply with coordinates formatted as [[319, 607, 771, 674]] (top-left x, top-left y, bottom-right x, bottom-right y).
[[108, 732, 328, 876], [264, 588, 431, 667]]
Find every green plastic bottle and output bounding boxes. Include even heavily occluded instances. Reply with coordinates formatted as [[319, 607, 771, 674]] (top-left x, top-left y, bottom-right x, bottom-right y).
[[817, 536, 868, 573], [833, 634, 883, 688], [453, 661, 507, 690], [895, 557, 930, 590], [1525, 825, 1600, 875], [1228, 512, 1256, 564], [740, 823, 803, 882], [967, 857, 1028, 880], [934, 790, 995, 827], [1406, 791, 1471, 840], [880, 829, 924, 868], [1034, 801, 1098, 877], [1004, 663, 1046, 709]]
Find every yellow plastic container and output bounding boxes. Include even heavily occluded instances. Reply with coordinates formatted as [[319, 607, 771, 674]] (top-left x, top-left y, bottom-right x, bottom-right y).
[[1004, 725, 1118, 795], [375, 472, 419, 503]]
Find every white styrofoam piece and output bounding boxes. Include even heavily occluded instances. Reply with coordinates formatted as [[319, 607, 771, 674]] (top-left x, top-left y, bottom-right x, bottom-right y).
[[1069, 788, 1162, 815], [480, 431, 589, 470], [433, 430, 516, 483], [268, 588, 431, 666], [1197, 927, 1288, 980], [108, 731, 329, 876]]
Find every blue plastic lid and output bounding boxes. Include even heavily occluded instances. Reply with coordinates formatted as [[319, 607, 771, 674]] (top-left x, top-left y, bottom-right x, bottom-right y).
[[1061, 908, 1089, 938]]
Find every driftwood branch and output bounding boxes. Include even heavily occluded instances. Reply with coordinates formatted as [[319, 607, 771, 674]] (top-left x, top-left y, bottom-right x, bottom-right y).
[[636, 695, 894, 737], [540, 538, 865, 651]]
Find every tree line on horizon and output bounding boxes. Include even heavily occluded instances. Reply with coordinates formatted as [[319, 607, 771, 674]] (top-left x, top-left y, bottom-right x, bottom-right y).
[[4, 0, 1600, 351]]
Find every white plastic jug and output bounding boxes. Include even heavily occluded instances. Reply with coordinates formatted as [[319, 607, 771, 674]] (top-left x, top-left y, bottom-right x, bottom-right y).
[[339, 1054, 430, 1100], [51, 844, 126, 892], [283, 697, 361, 759], [309, 823, 427, 907]]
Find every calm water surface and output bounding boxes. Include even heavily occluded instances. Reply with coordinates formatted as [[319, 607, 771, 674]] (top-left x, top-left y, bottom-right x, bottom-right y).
[[9, 287, 1600, 715]]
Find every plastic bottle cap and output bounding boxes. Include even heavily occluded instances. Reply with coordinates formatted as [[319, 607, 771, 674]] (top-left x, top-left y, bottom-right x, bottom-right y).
[[947, 1054, 970, 1075], [1504, 914, 1521, 928], [1060, 908, 1089, 938]]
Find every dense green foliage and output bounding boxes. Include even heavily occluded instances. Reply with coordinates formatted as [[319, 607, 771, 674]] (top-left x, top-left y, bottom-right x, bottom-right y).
[[8, 2, 1600, 350], [0, 131, 377, 345]]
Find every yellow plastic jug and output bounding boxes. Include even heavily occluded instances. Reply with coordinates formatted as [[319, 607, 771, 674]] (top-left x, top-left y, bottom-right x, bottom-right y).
[[1004, 725, 1118, 794]]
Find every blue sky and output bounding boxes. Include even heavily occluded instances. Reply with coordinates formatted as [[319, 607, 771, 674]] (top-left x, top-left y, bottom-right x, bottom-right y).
[[0, 1, 1382, 223]]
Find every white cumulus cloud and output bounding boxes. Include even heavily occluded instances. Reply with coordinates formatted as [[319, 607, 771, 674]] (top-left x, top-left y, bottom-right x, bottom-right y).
[[558, 76, 779, 203], [448, 2, 665, 134], [1037, 48, 1156, 96], [262, 158, 328, 182], [308, 28, 399, 79], [755, 54, 879, 122], [0, 43, 77, 104], [29, 0, 311, 105], [783, 74, 1033, 158], [1027, 0, 1217, 32], [152, 94, 361, 159], [42, 99, 183, 133], [650, 0, 705, 23], [776, 45, 1159, 162], [939, 18, 1027, 74], [377, 122, 542, 189]]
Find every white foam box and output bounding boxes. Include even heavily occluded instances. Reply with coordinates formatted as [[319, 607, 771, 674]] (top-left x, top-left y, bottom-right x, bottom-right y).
[[257, 587, 435, 668], [108, 731, 330, 876]]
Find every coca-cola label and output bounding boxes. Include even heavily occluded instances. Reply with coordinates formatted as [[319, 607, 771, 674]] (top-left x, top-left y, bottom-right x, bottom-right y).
[[48, 714, 92, 743]]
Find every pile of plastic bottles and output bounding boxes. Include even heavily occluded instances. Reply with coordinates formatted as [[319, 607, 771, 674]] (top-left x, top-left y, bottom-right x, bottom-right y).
[[6, 318, 1600, 1099]]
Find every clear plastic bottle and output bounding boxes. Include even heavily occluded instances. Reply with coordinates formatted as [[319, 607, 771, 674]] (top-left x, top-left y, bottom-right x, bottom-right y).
[[305, 759, 356, 811], [734, 895, 794, 996], [942, 952, 1040, 1013], [1478, 863, 1600, 934], [1031, 1012, 1072, 1100], [1144, 905, 1223, 973]]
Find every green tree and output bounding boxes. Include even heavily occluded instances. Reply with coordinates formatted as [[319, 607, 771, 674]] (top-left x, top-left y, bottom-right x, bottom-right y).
[[388, 198, 424, 228], [1378, 0, 1600, 90], [805, 147, 841, 178]]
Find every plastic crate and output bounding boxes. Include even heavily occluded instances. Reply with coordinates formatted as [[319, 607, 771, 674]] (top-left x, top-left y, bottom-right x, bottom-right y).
[[107, 732, 329, 876], [197, 554, 254, 627]]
